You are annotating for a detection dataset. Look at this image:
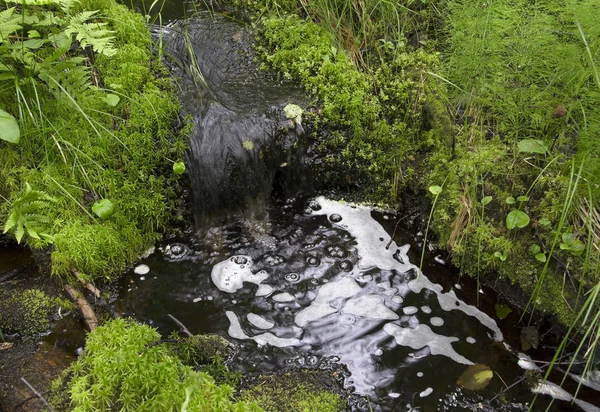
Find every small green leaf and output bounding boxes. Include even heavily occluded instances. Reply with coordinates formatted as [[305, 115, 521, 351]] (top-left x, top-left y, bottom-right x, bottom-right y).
[[539, 217, 551, 226], [529, 244, 541, 255], [493, 251, 507, 262], [517, 195, 529, 202], [28, 30, 40, 38], [429, 185, 442, 195], [505, 196, 516, 205], [518, 139, 548, 154], [102, 93, 120, 106], [495, 304, 512, 319], [535, 253, 547, 262], [92, 199, 115, 219], [173, 161, 185, 175], [506, 210, 530, 229], [561, 232, 575, 245], [481, 196, 492, 206], [0, 109, 20, 144]]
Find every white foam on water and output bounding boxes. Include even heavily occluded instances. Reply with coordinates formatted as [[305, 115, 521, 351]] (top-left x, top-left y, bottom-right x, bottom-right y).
[[212, 256, 271, 295], [403, 306, 418, 315], [417, 372, 424, 378], [313, 197, 503, 342], [531, 381, 600, 412], [383, 323, 473, 365], [374, 348, 384, 356], [569, 370, 600, 392], [466, 337, 476, 344], [419, 387, 433, 398], [226, 311, 300, 347], [343, 294, 399, 321], [272, 292, 295, 302], [430, 317, 444, 327], [421, 306, 432, 314], [517, 353, 541, 371], [247, 313, 275, 329], [134, 264, 150, 275], [295, 277, 361, 327], [193, 297, 202, 303]]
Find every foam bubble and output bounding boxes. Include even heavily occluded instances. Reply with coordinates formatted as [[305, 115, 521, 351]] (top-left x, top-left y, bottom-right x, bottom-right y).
[[284, 272, 300, 282], [295, 277, 361, 327], [247, 313, 275, 329], [272, 292, 295, 302], [305, 256, 321, 266], [329, 213, 343, 222], [403, 306, 418, 315], [384, 323, 473, 365], [430, 317, 444, 327], [420, 306, 432, 314], [134, 264, 150, 275], [212, 256, 271, 296], [419, 387, 433, 398], [344, 294, 399, 321], [226, 311, 300, 347], [392, 296, 404, 304], [466, 337, 476, 344], [417, 372, 423, 378], [374, 349, 384, 356], [338, 260, 353, 271]]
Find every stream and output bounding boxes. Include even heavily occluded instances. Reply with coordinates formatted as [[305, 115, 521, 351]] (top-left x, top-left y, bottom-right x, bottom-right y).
[[1, 3, 599, 411]]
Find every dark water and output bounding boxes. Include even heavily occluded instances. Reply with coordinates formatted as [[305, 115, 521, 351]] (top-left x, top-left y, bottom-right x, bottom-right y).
[[114, 196, 598, 411]]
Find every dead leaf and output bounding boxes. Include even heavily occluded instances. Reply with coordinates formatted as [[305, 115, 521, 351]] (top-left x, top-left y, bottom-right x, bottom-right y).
[[457, 363, 494, 391], [0, 342, 13, 350], [552, 103, 566, 118], [521, 326, 539, 351]]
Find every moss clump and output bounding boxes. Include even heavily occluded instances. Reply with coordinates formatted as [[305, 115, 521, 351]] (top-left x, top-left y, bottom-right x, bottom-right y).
[[0, 0, 186, 282], [50, 319, 260, 411], [240, 370, 345, 412], [0, 289, 54, 335]]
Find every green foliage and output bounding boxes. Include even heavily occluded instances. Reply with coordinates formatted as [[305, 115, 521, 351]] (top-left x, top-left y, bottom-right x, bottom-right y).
[[50, 319, 260, 411], [0, 0, 186, 282], [91, 198, 114, 219], [0, 108, 19, 143], [0, 288, 54, 335], [240, 370, 344, 412], [3, 182, 57, 245], [173, 161, 185, 175]]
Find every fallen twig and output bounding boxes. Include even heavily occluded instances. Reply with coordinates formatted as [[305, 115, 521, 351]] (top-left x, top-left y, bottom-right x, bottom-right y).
[[71, 268, 101, 299], [20, 377, 54, 412], [167, 314, 193, 337], [65, 284, 98, 331]]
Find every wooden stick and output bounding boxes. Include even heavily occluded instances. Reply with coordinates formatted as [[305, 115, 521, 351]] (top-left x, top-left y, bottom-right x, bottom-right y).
[[70, 268, 101, 299], [20, 377, 54, 412], [167, 314, 193, 337], [65, 284, 98, 331]]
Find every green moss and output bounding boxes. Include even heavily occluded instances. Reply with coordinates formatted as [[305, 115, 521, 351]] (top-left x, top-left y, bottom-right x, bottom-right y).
[[240, 370, 344, 412], [50, 319, 260, 411], [0, 289, 54, 335], [0, 0, 185, 282]]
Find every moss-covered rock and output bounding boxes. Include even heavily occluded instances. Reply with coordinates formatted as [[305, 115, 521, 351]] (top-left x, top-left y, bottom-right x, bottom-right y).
[[0, 288, 54, 335], [240, 370, 345, 412]]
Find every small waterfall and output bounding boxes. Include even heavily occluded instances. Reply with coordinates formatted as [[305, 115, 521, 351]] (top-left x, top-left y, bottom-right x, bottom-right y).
[[162, 13, 307, 227]]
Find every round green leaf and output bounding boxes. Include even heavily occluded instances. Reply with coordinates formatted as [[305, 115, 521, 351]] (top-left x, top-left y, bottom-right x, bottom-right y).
[[457, 364, 494, 391], [92, 199, 115, 219], [429, 185, 442, 195], [103, 94, 120, 106], [505, 196, 516, 205], [539, 217, 551, 226], [518, 139, 548, 154], [173, 161, 185, 175], [517, 195, 529, 202], [493, 251, 507, 262], [529, 244, 541, 255], [481, 196, 493, 206], [0, 109, 20, 144], [535, 253, 547, 262], [506, 210, 530, 229]]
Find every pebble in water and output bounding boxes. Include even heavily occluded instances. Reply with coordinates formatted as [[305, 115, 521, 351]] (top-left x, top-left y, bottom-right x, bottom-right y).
[[134, 264, 150, 275]]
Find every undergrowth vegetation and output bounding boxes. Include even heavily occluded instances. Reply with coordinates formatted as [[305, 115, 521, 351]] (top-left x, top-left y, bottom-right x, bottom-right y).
[[251, 0, 600, 387], [0, 0, 186, 282], [50, 318, 260, 411]]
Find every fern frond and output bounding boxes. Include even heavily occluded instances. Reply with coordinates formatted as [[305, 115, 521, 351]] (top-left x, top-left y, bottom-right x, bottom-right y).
[[65, 11, 117, 57], [0, 8, 22, 43], [39, 56, 91, 97]]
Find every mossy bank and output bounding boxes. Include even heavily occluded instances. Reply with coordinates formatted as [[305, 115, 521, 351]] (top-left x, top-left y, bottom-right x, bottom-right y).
[[0, 0, 187, 283], [250, 0, 599, 330]]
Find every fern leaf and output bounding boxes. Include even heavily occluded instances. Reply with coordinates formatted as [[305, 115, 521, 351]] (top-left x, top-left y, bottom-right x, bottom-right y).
[[27, 228, 41, 240], [65, 11, 117, 57], [3, 212, 17, 233], [15, 224, 25, 244], [0, 8, 22, 43]]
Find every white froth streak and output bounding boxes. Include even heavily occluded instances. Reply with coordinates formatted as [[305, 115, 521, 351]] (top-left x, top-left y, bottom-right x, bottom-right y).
[[226, 311, 300, 347], [313, 197, 503, 341], [532, 381, 600, 412]]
